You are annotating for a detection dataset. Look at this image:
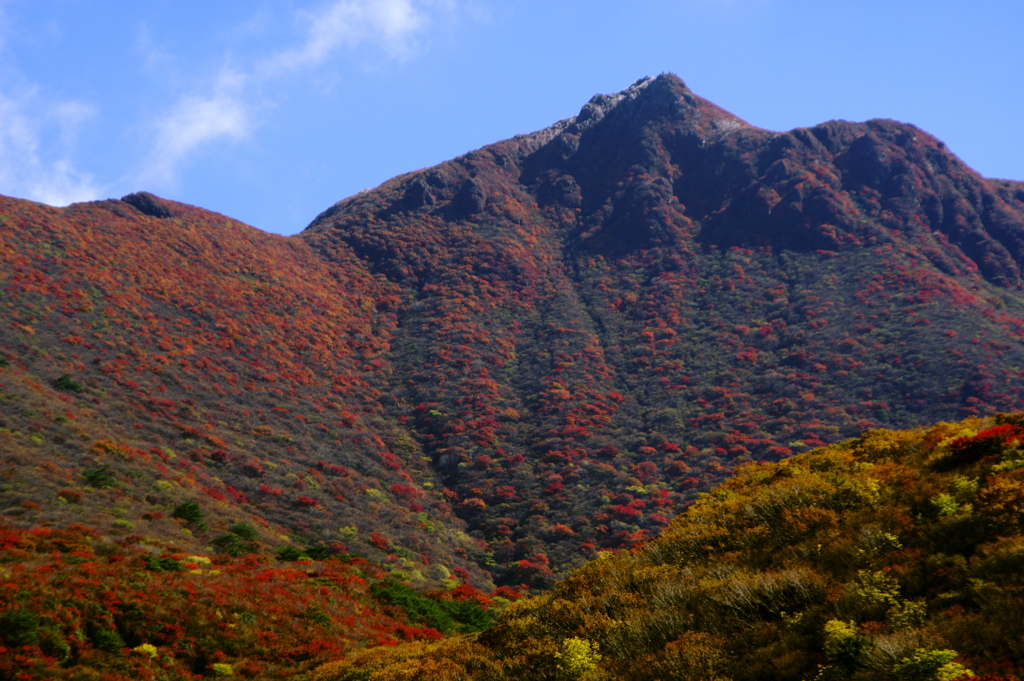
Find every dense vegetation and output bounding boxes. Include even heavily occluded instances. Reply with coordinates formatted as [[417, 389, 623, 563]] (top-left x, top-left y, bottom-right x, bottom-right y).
[[311, 413, 1024, 680], [302, 74, 1024, 581], [0, 192, 490, 587], [0, 522, 505, 679], [3, 72, 1024, 678]]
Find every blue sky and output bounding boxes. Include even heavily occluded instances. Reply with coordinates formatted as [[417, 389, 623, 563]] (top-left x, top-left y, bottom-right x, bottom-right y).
[[1, 1, 1021, 236]]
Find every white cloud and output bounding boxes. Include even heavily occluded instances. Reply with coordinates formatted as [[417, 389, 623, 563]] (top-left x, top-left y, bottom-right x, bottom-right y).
[[138, 68, 252, 188], [0, 89, 101, 206], [136, 2, 448, 190], [262, 0, 430, 75]]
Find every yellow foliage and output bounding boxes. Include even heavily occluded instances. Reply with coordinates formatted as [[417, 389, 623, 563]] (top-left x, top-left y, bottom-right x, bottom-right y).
[[555, 637, 602, 678], [132, 643, 158, 658], [309, 637, 505, 681]]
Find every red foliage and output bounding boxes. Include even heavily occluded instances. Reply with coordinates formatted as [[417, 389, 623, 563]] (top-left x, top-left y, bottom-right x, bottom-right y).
[[948, 424, 1024, 465]]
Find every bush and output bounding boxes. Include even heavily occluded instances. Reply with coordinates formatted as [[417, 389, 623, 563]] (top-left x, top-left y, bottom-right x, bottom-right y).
[[370, 579, 495, 634], [0, 609, 40, 647], [83, 465, 116, 488], [277, 545, 307, 561], [143, 555, 185, 572], [58, 489, 83, 503], [171, 500, 206, 529], [86, 623, 125, 653], [52, 374, 84, 394], [229, 522, 259, 540], [304, 544, 332, 560], [211, 532, 258, 557]]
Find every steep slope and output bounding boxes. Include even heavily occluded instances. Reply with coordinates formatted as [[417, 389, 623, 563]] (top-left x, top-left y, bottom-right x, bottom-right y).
[[312, 412, 1024, 681], [0, 193, 489, 583], [301, 73, 1024, 582], [3, 73, 1024, 592]]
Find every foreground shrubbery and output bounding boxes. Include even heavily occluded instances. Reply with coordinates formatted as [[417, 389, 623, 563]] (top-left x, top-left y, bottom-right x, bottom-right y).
[[6, 414, 1024, 680], [312, 414, 1024, 680], [0, 525, 502, 680]]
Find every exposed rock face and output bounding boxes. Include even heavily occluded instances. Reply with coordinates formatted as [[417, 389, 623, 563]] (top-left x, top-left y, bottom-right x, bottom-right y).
[[121, 191, 174, 218]]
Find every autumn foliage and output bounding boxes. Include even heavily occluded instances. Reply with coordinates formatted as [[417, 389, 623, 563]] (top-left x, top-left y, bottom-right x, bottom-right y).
[[311, 413, 1024, 680], [3, 72, 1024, 678]]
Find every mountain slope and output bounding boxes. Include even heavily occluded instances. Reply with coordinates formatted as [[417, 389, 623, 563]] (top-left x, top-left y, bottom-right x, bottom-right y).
[[2, 74, 1024, 591], [0, 193, 489, 583], [300, 73, 1024, 581], [312, 412, 1024, 680]]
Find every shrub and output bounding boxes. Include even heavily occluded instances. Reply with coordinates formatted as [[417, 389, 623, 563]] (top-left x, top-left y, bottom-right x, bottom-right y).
[[83, 465, 116, 488], [86, 624, 125, 653], [0, 609, 40, 647], [58, 489, 83, 503], [143, 555, 185, 572], [277, 545, 307, 561], [370, 579, 495, 634], [295, 495, 320, 508], [304, 544, 332, 560], [171, 500, 206, 528], [892, 649, 970, 681], [211, 533, 249, 557], [52, 373, 84, 393], [229, 522, 259, 540], [555, 637, 602, 677]]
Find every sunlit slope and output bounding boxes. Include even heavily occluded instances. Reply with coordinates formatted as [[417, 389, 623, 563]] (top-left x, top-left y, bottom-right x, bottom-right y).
[[0, 192, 486, 582], [314, 413, 1024, 680]]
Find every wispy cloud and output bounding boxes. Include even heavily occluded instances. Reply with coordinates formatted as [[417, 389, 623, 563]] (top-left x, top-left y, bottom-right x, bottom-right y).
[[138, 68, 252, 188], [0, 88, 101, 206], [266, 0, 428, 73], [0, 2, 458, 202], [136, 1, 450, 191]]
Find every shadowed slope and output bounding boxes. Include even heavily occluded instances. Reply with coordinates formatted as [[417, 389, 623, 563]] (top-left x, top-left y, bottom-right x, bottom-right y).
[[301, 73, 1024, 582]]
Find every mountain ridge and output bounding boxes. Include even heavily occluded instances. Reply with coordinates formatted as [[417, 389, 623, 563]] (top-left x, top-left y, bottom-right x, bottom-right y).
[[4, 72, 1024, 586], [5, 71, 1024, 678]]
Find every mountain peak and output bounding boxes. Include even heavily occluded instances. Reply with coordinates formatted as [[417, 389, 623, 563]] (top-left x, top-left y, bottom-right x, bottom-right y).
[[561, 72, 749, 139], [570, 75, 658, 131]]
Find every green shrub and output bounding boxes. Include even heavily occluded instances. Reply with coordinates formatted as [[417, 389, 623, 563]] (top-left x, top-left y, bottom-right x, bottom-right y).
[[86, 624, 125, 653], [0, 609, 40, 647], [211, 533, 256, 557], [229, 522, 259, 540], [143, 555, 185, 572], [370, 579, 495, 633], [892, 649, 970, 681], [305, 605, 332, 625], [277, 545, 307, 561], [171, 500, 206, 529], [304, 544, 332, 560], [83, 465, 116, 488], [52, 373, 84, 394]]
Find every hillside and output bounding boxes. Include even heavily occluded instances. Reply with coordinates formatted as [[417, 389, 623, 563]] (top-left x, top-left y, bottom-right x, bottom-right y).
[[312, 412, 1024, 680], [300, 74, 1024, 581], [3, 72, 1024, 594], [0, 193, 490, 583]]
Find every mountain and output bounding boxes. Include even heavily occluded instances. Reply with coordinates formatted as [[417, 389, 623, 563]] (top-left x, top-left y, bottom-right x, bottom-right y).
[[311, 412, 1024, 680], [299, 73, 1024, 581], [3, 73, 1024, 675], [3, 73, 1024, 583]]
